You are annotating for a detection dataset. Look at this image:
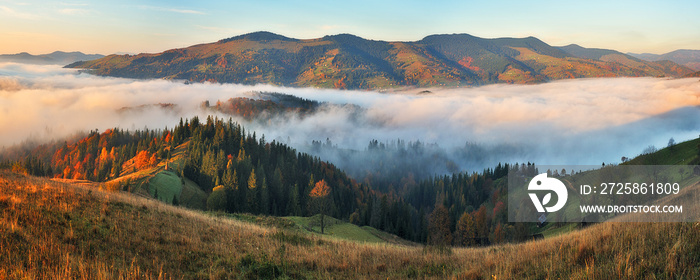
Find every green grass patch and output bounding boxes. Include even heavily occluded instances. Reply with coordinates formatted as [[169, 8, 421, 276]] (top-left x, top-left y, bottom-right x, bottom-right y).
[[148, 171, 182, 204], [625, 137, 700, 165], [284, 215, 385, 243], [271, 231, 313, 247], [237, 253, 286, 280], [178, 177, 207, 210], [539, 223, 579, 238]]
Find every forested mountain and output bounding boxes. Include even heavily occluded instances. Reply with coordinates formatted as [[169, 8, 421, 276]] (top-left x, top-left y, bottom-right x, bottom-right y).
[[685, 71, 700, 78], [5, 115, 700, 246], [628, 49, 700, 71], [66, 32, 694, 89], [0, 116, 523, 244], [557, 44, 693, 76], [206, 92, 321, 120]]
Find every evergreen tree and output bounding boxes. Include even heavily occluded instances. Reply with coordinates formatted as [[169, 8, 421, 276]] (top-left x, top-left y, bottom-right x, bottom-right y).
[[287, 183, 302, 216], [222, 167, 238, 212], [260, 177, 270, 215], [247, 168, 258, 213], [270, 167, 283, 215], [207, 185, 227, 211]]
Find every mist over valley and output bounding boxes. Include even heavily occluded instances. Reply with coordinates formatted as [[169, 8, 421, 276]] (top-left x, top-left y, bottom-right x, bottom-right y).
[[2, 62, 700, 183], [3, 1, 700, 277]]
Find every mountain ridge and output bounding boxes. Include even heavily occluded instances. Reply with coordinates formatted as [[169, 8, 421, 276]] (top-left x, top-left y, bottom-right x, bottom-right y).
[[628, 49, 700, 71], [0, 51, 104, 65], [67, 31, 694, 89]]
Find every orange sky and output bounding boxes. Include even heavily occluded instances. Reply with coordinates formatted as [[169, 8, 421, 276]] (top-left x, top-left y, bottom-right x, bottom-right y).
[[1, 0, 699, 55]]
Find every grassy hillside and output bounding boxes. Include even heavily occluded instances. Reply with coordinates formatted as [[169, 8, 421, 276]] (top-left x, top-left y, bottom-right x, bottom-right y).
[[281, 215, 417, 246], [202, 212, 419, 247], [108, 140, 208, 210], [625, 137, 700, 165], [1, 171, 698, 279], [67, 32, 694, 89], [522, 137, 700, 238], [285, 215, 386, 244]]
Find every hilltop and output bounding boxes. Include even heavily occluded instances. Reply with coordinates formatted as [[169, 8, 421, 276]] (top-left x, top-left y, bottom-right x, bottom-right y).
[[66, 32, 694, 89]]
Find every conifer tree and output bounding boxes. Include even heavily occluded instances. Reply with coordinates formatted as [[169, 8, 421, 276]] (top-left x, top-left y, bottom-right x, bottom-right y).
[[247, 168, 258, 213], [288, 183, 302, 216]]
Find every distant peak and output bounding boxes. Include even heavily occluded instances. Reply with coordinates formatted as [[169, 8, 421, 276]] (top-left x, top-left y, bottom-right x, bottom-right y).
[[322, 33, 379, 44], [420, 33, 477, 40], [219, 31, 298, 43], [558, 44, 585, 49], [324, 33, 364, 39]]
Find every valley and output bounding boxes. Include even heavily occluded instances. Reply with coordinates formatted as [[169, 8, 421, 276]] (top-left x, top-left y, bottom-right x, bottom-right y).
[[2, 2, 700, 277], [1, 156, 698, 279]]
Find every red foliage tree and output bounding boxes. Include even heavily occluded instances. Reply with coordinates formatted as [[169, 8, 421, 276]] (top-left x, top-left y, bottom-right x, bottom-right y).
[[309, 179, 332, 234]]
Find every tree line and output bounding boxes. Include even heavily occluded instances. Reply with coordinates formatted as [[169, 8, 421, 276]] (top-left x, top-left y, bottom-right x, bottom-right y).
[[1, 116, 540, 245]]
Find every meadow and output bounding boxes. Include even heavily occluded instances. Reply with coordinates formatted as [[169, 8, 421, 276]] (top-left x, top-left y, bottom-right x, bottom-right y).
[[1, 170, 698, 279]]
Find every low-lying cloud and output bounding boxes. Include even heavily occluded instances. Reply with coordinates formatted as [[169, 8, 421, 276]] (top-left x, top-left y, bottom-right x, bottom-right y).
[[2, 62, 700, 176]]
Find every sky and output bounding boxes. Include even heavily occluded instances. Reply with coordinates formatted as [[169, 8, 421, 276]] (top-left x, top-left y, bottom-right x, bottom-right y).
[[0, 0, 698, 55]]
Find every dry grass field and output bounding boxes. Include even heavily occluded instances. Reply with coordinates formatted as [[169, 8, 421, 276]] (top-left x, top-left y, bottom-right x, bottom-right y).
[[1, 170, 698, 279]]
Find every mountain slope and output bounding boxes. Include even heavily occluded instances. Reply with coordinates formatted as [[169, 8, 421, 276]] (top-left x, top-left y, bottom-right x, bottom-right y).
[[628, 49, 700, 71], [0, 51, 104, 65], [557, 44, 622, 60], [685, 70, 700, 78], [67, 32, 694, 89], [558, 44, 692, 77], [1, 171, 698, 279]]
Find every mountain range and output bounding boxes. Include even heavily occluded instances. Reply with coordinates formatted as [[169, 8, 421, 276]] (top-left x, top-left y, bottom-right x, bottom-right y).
[[628, 49, 700, 71], [67, 32, 694, 89], [0, 51, 104, 65]]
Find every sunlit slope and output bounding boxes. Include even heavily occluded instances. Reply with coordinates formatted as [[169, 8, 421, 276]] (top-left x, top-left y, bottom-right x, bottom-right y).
[[528, 137, 700, 237], [509, 139, 700, 228], [558, 44, 692, 77], [1, 171, 698, 279], [67, 32, 694, 89], [109, 140, 207, 210], [624, 137, 700, 165]]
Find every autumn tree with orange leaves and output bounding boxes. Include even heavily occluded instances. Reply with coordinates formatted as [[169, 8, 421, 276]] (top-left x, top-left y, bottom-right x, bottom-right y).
[[308, 179, 332, 234], [428, 204, 452, 250]]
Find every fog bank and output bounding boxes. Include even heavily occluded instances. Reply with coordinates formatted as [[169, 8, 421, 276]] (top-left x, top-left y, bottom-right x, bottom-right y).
[[2, 62, 700, 175]]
